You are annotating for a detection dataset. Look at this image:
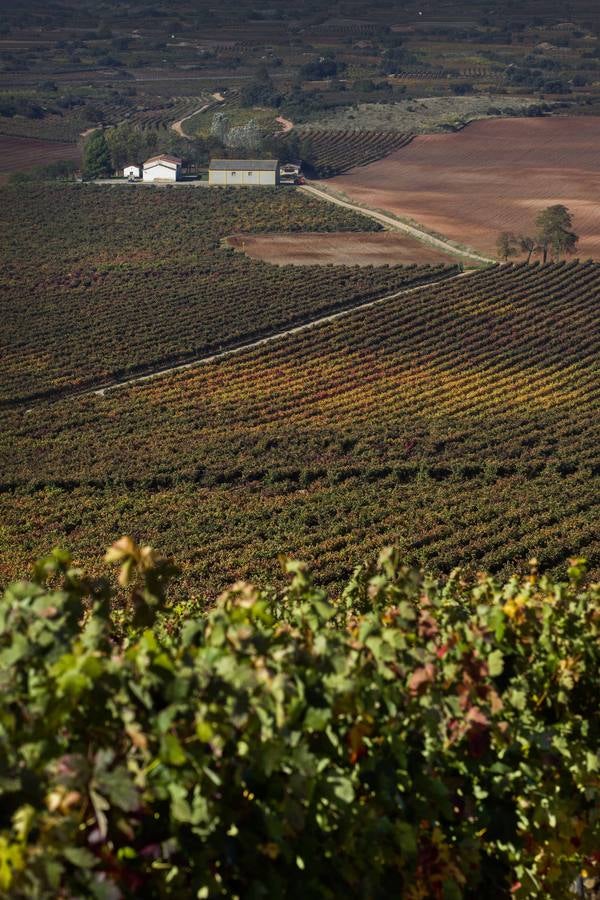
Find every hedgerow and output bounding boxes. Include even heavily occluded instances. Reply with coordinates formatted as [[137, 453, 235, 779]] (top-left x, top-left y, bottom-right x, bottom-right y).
[[0, 538, 598, 898]]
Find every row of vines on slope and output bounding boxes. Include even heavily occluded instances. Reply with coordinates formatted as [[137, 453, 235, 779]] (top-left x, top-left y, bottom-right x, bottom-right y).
[[0, 183, 457, 404], [297, 129, 414, 176], [0, 261, 597, 593]]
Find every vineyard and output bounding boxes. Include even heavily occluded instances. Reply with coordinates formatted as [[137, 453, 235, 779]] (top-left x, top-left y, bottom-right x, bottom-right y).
[[0, 134, 81, 180], [298, 129, 414, 176], [0, 184, 456, 404], [123, 95, 209, 131], [0, 94, 208, 143], [0, 260, 597, 594]]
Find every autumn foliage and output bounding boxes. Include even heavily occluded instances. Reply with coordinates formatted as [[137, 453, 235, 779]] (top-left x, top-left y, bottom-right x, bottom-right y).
[[0, 539, 598, 898]]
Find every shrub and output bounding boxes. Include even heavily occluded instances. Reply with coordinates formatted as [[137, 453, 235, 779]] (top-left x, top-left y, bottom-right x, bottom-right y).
[[0, 540, 598, 898]]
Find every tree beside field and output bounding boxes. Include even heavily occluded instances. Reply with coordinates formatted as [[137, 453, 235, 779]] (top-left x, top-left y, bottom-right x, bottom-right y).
[[534, 205, 579, 262], [83, 129, 112, 179], [496, 231, 518, 261], [498, 207, 579, 263]]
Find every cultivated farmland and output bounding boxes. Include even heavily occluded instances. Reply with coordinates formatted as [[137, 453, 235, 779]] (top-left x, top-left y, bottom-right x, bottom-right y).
[[298, 130, 414, 176], [0, 260, 597, 594], [226, 232, 459, 266], [0, 184, 456, 404], [327, 117, 600, 259], [0, 134, 81, 182]]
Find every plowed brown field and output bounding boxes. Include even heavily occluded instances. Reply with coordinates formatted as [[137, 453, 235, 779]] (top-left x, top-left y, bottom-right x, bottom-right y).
[[226, 231, 458, 266], [0, 134, 81, 182], [326, 117, 600, 259]]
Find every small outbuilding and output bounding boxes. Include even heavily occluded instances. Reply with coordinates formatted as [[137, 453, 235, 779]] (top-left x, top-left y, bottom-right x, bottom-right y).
[[123, 164, 141, 179], [280, 162, 302, 178], [143, 154, 182, 183], [209, 159, 280, 187]]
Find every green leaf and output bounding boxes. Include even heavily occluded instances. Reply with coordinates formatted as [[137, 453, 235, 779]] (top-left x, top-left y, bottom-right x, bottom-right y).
[[331, 777, 355, 804], [304, 707, 331, 731], [96, 766, 139, 813], [0, 633, 29, 667], [488, 650, 504, 677], [63, 846, 98, 869], [195, 719, 214, 742], [161, 733, 186, 767], [395, 822, 417, 857]]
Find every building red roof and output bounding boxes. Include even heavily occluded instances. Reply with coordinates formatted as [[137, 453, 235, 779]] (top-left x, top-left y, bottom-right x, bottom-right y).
[[144, 154, 182, 167]]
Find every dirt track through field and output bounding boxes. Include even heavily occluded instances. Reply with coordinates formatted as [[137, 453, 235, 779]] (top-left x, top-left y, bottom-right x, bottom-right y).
[[301, 184, 492, 263], [326, 117, 600, 259], [171, 92, 224, 138]]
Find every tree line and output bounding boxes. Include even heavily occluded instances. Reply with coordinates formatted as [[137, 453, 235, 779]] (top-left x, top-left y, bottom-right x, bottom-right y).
[[81, 119, 308, 180], [497, 205, 579, 263]]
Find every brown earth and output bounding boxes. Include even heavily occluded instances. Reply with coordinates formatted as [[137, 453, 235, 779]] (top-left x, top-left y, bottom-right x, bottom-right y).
[[0, 134, 81, 183], [326, 117, 600, 259], [226, 231, 458, 266]]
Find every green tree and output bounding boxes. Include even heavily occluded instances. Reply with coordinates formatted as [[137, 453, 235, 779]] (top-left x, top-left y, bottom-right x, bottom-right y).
[[83, 129, 112, 179], [496, 230, 518, 261], [106, 123, 157, 171], [535, 204, 579, 262], [519, 234, 537, 263]]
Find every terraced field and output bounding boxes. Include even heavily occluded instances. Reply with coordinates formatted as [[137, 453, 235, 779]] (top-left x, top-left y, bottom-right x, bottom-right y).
[[0, 260, 597, 596], [0, 94, 207, 143]]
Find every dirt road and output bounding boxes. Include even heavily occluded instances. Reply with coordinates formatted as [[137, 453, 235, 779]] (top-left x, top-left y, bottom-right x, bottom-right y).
[[275, 115, 294, 134], [171, 92, 224, 139], [300, 183, 493, 264], [91, 270, 464, 398]]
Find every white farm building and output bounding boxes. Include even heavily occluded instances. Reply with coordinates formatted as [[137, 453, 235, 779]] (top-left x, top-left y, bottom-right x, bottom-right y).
[[143, 154, 182, 183], [208, 159, 280, 187], [123, 164, 141, 179]]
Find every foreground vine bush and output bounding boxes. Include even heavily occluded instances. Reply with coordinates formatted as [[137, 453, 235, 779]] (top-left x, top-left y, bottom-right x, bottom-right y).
[[0, 540, 598, 899]]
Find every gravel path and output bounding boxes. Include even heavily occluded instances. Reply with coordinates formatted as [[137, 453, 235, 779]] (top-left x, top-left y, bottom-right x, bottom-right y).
[[90, 270, 464, 398], [300, 183, 494, 264]]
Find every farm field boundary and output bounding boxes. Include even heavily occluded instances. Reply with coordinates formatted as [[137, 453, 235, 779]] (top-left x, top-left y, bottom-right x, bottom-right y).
[[300, 183, 494, 264], [326, 117, 600, 260], [89, 269, 464, 398], [2, 268, 461, 410]]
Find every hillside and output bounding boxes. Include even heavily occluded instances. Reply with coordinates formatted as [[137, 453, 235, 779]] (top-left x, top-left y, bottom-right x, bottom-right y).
[[327, 117, 600, 259], [0, 260, 597, 592], [0, 185, 457, 404]]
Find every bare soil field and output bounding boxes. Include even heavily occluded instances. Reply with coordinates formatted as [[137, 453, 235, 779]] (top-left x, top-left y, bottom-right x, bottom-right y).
[[226, 232, 458, 266], [0, 134, 81, 182], [326, 117, 600, 259]]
